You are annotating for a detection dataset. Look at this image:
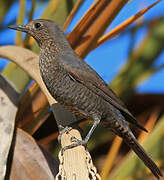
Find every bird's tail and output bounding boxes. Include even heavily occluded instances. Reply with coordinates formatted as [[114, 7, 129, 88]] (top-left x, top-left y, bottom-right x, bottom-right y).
[[112, 122, 162, 179], [125, 133, 162, 179]]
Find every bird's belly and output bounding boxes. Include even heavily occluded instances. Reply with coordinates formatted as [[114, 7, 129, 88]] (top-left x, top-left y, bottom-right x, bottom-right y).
[[44, 74, 108, 119]]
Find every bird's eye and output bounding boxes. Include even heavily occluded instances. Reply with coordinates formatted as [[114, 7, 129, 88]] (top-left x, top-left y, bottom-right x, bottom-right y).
[[34, 23, 41, 29]]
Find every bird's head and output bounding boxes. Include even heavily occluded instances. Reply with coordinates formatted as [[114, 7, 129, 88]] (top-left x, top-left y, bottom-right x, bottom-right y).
[[8, 19, 65, 46]]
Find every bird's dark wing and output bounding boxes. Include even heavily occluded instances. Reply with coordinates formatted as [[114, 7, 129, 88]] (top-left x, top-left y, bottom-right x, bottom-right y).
[[61, 53, 147, 132]]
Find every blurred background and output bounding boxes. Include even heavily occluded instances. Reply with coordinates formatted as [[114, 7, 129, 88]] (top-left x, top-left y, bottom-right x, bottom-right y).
[[0, 0, 164, 179]]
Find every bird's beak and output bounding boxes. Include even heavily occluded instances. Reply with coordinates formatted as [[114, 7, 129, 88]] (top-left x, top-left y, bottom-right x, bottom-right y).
[[8, 24, 28, 32]]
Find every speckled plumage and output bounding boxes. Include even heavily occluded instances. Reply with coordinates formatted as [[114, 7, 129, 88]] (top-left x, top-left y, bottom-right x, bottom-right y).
[[8, 19, 162, 179]]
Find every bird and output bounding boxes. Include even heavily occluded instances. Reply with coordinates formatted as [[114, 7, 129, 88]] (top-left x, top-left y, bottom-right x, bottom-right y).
[[8, 19, 162, 179]]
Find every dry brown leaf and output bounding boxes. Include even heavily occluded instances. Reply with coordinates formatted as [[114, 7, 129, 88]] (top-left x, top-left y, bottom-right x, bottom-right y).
[[9, 128, 58, 180], [138, 107, 160, 143], [38, 131, 58, 145], [0, 75, 19, 179], [96, 0, 161, 48], [67, 0, 129, 58], [16, 82, 49, 134], [67, 0, 106, 47], [63, 0, 84, 31], [101, 136, 122, 180], [16, 82, 47, 127]]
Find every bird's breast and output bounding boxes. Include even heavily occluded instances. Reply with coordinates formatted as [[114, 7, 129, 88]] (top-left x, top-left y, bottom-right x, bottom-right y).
[[39, 55, 109, 119]]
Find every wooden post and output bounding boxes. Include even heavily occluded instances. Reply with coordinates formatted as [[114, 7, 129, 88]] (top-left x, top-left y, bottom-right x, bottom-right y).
[[56, 129, 101, 180]]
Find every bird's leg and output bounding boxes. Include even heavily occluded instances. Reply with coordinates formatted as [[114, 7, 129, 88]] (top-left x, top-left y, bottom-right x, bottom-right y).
[[72, 115, 100, 144], [61, 115, 100, 154]]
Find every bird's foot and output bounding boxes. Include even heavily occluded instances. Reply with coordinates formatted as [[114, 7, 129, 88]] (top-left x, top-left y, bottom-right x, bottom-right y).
[[58, 125, 73, 144], [61, 136, 87, 155], [71, 136, 87, 145], [58, 125, 88, 154]]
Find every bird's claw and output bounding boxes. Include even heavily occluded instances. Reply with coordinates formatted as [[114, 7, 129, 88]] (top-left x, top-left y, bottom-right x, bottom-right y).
[[71, 136, 87, 145], [58, 126, 73, 144], [58, 126, 88, 155], [70, 136, 78, 143], [60, 137, 87, 155]]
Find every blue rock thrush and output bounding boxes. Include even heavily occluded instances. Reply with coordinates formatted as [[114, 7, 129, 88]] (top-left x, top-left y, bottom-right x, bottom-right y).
[[8, 19, 162, 179]]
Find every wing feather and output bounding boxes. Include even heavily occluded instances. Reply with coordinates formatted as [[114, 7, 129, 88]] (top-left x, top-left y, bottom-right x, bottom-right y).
[[61, 54, 147, 132]]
